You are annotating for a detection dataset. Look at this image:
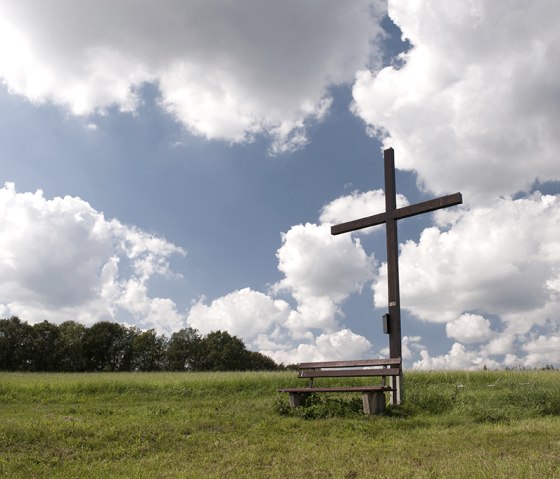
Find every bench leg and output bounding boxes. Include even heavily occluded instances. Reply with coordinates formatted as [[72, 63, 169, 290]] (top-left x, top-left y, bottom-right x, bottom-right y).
[[390, 374, 402, 406], [362, 391, 386, 415], [288, 393, 309, 408]]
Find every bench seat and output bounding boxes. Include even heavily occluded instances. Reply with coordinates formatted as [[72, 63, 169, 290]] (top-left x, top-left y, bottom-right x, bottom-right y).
[[279, 385, 391, 392]]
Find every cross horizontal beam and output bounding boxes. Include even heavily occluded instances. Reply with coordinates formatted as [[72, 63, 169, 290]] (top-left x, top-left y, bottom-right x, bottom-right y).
[[331, 192, 463, 236]]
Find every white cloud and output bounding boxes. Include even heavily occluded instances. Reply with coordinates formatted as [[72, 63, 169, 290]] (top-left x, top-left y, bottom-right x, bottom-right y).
[[0, 0, 386, 153], [186, 287, 375, 363], [262, 329, 373, 365], [275, 223, 374, 303], [414, 343, 500, 371], [446, 313, 494, 344], [373, 194, 560, 337], [521, 336, 560, 369], [319, 189, 409, 232], [0, 183, 185, 334], [482, 334, 516, 357], [352, 0, 560, 202], [187, 288, 291, 347], [274, 222, 375, 336], [367, 192, 560, 368], [416, 333, 560, 370], [117, 279, 185, 334]]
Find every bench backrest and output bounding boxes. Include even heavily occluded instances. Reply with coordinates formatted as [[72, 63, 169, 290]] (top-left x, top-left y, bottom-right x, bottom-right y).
[[297, 358, 401, 380]]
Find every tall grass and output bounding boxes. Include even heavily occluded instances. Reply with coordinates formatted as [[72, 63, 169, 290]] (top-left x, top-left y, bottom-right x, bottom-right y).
[[1, 370, 560, 478], [402, 370, 560, 419], [0, 371, 293, 402]]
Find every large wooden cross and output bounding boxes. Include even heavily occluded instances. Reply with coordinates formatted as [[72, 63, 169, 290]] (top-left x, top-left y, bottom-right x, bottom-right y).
[[331, 148, 462, 404]]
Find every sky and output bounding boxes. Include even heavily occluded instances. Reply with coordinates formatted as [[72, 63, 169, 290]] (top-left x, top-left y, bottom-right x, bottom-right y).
[[0, 0, 559, 369]]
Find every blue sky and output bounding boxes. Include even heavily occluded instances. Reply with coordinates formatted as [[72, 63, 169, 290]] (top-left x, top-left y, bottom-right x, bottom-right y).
[[1, 1, 560, 369]]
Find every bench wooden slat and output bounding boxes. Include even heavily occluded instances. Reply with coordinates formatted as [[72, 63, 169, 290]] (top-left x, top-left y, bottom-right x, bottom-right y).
[[298, 367, 400, 379], [298, 358, 401, 369], [278, 386, 392, 393]]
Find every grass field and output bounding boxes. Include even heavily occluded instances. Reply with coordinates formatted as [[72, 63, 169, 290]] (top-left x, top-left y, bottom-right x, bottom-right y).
[[1, 370, 560, 478]]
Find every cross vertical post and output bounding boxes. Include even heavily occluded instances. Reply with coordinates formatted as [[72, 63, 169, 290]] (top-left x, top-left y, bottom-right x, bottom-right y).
[[383, 148, 402, 404]]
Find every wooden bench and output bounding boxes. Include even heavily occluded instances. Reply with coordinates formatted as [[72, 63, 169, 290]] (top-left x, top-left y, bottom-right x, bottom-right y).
[[278, 358, 402, 415]]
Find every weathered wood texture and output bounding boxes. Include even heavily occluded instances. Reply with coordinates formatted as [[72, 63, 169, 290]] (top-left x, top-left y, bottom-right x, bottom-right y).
[[363, 390, 387, 414], [331, 193, 463, 235], [298, 368, 400, 378], [298, 358, 401, 369]]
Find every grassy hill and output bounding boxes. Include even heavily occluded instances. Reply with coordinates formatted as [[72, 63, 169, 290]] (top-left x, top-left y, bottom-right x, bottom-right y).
[[1, 370, 559, 478]]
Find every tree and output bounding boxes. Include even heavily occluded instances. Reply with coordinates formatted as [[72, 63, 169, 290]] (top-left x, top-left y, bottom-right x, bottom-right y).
[[199, 330, 249, 371], [0, 317, 280, 372], [246, 351, 278, 371], [57, 321, 87, 372], [167, 327, 203, 371], [132, 329, 167, 371], [82, 322, 136, 371], [29, 321, 61, 371], [0, 316, 33, 370]]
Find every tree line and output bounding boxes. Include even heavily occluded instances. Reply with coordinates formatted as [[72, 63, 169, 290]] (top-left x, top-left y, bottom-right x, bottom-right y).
[[0, 317, 281, 372]]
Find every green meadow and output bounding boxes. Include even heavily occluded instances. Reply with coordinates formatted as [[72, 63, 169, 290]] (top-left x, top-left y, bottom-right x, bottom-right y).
[[1, 370, 560, 478]]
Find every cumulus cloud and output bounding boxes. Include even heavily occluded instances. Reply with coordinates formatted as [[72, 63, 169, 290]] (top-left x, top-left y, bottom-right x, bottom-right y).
[[275, 223, 374, 303], [482, 334, 516, 357], [0, 183, 185, 333], [352, 0, 560, 202], [367, 192, 560, 368], [374, 194, 560, 335], [414, 342, 500, 371], [261, 329, 373, 365], [187, 288, 291, 347], [522, 336, 560, 368], [0, 0, 386, 153], [446, 313, 495, 344], [275, 222, 375, 336], [186, 285, 376, 363], [414, 332, 560, 371]]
